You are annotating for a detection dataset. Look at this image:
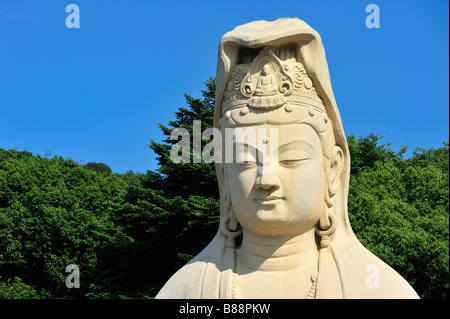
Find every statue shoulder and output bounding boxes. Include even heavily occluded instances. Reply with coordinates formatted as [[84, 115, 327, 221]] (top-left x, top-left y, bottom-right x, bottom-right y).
[[154, 238, 221, 299], [345, 242, 420, 299], [154, 256, 209, 299]]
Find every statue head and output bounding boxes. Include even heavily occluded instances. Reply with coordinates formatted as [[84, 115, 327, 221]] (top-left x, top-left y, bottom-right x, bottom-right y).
[[261, 64, 271, 75], [215, 29, 350, 248]]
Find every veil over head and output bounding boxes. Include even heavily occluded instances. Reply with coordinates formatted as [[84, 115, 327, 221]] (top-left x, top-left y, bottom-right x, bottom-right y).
[[210, 18, 358, 299]]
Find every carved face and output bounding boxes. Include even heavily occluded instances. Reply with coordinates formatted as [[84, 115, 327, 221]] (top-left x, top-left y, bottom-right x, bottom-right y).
[[225, 122, 325, 237], [262, 64, 271, 75]]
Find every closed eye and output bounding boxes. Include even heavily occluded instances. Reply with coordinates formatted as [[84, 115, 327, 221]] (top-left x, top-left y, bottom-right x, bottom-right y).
[[279, 158, 310, 166], [236, 160, 257, 168]]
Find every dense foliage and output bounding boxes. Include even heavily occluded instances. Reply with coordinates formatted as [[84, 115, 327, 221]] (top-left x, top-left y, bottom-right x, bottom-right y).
[[347, 135, 449, 299], [0, 78, 448, 299]]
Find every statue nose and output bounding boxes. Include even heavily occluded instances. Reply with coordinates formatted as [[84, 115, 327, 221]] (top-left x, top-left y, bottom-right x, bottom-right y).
[[255, 174, 281, 191]]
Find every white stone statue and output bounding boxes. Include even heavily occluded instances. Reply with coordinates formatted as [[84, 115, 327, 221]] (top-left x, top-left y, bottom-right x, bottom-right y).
[[155, 18, 419, 299]]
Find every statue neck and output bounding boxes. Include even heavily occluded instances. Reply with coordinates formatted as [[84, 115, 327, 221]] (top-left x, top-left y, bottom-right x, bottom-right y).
[[238, 229, 319, 272]]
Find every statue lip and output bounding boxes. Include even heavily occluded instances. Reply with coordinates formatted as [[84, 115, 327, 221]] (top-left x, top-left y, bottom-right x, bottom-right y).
[[253, 195, 285, 205]]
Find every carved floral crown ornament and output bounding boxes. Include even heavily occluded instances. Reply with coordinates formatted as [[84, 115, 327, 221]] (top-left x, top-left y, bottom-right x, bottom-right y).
[[222, 46, 325, 115]]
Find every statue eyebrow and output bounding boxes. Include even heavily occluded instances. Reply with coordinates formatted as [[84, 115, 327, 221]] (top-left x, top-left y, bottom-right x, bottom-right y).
[[231, 138, 316, 152], [278, 139, 316, 153], [231, 139, 258, 149]]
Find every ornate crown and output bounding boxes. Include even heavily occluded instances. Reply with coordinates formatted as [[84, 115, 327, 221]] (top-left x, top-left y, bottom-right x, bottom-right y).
[[222, 46, 325, 115]]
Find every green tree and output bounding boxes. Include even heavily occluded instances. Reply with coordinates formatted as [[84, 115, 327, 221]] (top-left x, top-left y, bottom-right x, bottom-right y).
[[105, 180, 219, 297], [0, 149, 130, 298], [348, 137, 449, 298], [0, 277, 50, 299], [83, 162, 113, 176], [148, 77, 219, 199]]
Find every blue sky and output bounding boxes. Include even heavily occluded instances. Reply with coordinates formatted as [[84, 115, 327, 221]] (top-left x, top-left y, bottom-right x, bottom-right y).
[[0, 0, 448, 174]]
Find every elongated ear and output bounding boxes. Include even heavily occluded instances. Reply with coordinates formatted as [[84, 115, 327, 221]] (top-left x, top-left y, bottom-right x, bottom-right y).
[[329, 145, 344, 194], [219, 164, 230, 209], [319, 145, 344, 232], [217, 164, 229, 207], [218, 163, 240, 234]]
